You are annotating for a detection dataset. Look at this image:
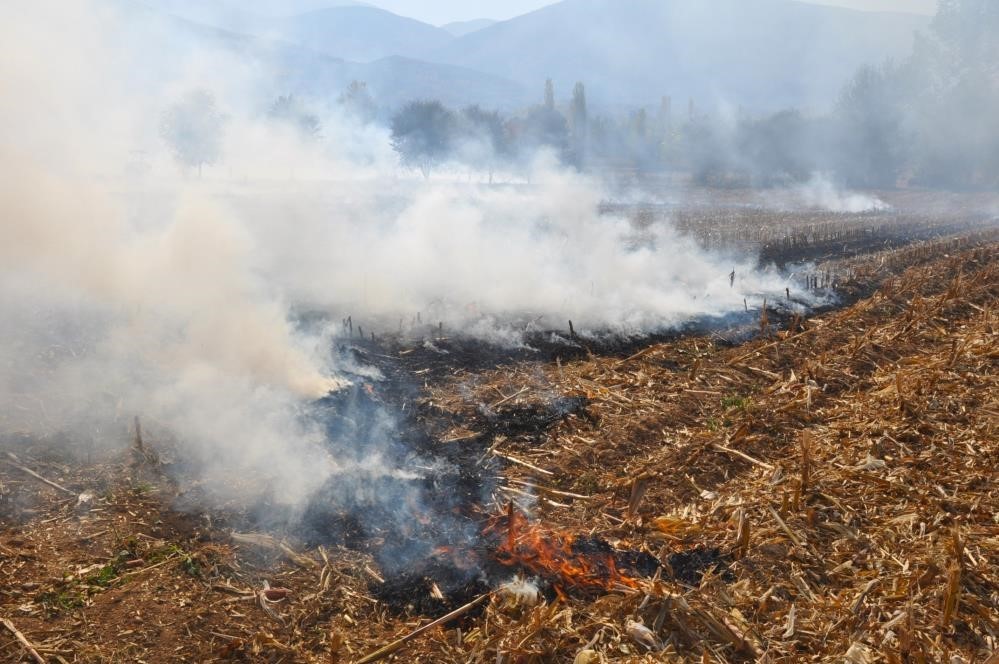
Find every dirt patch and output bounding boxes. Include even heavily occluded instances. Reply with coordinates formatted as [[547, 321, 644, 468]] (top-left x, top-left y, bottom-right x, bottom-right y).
[[1, 237, 997, 663]]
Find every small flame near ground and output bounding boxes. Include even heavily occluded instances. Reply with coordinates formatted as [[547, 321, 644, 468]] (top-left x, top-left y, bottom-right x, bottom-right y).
[[483, 507, 654, 595]]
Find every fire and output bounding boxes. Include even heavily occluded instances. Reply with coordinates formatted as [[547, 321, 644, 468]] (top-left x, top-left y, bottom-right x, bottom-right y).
[[430, 545, 482, 572], [485, 507, 645, 593]]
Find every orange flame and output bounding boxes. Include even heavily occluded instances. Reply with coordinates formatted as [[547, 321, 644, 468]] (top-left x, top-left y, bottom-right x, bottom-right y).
[[485, 508, 643, 593]]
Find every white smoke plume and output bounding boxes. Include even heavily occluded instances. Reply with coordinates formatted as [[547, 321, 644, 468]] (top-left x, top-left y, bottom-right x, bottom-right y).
[[243, 160, 796, 340], [0, 1, 806, 514], [785, 172, 891, 213]]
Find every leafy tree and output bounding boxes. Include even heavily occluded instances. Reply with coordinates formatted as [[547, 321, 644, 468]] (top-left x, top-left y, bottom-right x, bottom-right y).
[[627, 108, 660, 171], [631, 108, 647, 140], [912, 0, 999, 187], [832, 64, 908, 188], [569, 82, 588, 167], [338, 80, 377, 124], [268, 94, 321, 139], [456, 105, 510, 181], [518, 105, 570, 163], [160, 90, 225, 177], [932, 0, 999, 67], [544, 78, 555, 110], [737, 110, 813, 185], [831, 0, 999, 188], [683, 117, 738, 186], [390, 100, 455, 178]]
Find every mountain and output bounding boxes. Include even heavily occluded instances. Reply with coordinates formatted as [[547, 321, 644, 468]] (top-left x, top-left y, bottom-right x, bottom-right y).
[[115, 0, 929, 113], [354, 55, 525, 108], [275, 6, 454, 61], [109, 0, 526, 111], [424, 0, 931, 110], [229, 0, 371, 15], [441, 18, 496, 37], [153, 0, 370, 21]]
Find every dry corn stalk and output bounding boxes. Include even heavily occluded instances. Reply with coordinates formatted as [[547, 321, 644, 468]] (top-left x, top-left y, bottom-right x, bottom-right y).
[[799, 431, 811, 496], [733, 509, 750, 560], [941, 561, 962, 629], [627, 474, 652, 518]]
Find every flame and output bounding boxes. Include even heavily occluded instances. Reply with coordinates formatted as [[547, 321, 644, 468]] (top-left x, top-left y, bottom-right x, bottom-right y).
[[431, 545, 482, 572], [485, 508, 643, 593]]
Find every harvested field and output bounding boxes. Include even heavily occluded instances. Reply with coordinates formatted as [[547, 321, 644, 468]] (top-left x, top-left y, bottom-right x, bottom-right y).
[[603, 189, 999, 267], [1, 236, 997, 663]]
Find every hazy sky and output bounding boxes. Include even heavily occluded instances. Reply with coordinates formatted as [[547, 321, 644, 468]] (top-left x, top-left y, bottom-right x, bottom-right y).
[[371, 0, 937, 25]]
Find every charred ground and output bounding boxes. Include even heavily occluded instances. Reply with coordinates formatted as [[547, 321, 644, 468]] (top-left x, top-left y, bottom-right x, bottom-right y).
[[1, 218, 997, 662]]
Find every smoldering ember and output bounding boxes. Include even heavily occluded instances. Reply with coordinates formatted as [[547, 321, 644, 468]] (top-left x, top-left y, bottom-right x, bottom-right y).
[[1, 1, 998, 663]]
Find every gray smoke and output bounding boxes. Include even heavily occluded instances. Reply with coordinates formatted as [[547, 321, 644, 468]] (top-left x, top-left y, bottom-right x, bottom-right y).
[[0, 0, 810, 520]]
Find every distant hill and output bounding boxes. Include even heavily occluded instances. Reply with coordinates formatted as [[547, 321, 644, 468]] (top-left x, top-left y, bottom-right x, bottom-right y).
[[117, 0, 930, 113], [441, 18, 496, 37], [111, 0, 526, 111], [153, 0, 370, 21], [354, 55, 525, 108], [424, 0, 930, 110], [231, 0, 371, 15], [275, 6, 454, 61], [152, 2, 457, 65], [147, 1, 370, 33]]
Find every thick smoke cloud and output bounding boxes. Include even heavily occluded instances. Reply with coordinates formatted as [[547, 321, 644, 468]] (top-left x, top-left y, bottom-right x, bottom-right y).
[[244, 160, 797, 342], [762, 173, 890, 213], [0, 1, 804, 517]]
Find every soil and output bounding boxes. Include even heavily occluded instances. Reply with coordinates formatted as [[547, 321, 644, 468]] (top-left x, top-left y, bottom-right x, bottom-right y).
[[1, 231, 997, 662]]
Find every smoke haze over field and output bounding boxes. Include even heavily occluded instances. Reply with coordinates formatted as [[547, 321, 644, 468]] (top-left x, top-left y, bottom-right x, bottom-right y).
[[3, 0, 993, 522]]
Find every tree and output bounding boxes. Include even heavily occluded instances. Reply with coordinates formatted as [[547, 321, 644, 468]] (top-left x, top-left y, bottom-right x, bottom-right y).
[[268, 94, 321, 139], [832, 64, 908, 188], [518, 105, 570, 163], [544, 78, 555, 110], [631, 108, 647, 140], [931, 0, 999, 68], [831, 0, 999, 188], [569, 82, 588, 167], [456, 105, 509, 182], [913, 0, 999, 187], [627, 108, 660, 172], [683, 116, 738, 186], [390, 100, 455, 178], [737, 110, 813, 186], [160, 90, 225, 177], [338, 80, 377, 124]]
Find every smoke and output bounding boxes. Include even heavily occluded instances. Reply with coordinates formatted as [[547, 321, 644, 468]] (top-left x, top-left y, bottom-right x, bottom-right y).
[[0, 0, 808, 525], [772, 173, 891, 213], [246, 157, 799, 342], [793, 173, 890, 213], [0, 2, 343, 511]]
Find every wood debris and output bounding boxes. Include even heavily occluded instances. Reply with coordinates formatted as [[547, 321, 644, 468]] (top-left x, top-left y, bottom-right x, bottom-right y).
[[0, 237, 996, 662]]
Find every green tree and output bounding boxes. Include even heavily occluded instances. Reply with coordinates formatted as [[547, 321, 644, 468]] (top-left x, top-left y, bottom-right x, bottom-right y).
[[160, 90, 225, 177], [569, 82, 588, 167], [544, 78, 555, 110], [269, 95, 321, 139], [737, 110, 813, 186], [833, 64, 907, 188], [457, 106, 509, 182], [390, 100, 455, 178], [338, 80, 377, 124], [519, 105, 570, 163], [913, 0, 999, 186]]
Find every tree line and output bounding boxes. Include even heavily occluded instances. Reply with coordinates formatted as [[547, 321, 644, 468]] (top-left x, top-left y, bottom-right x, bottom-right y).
[[685, 0, 998, 190], [386, 0, 997, 189], [159, 0, 995, 189], [388, 81, 577, 180]]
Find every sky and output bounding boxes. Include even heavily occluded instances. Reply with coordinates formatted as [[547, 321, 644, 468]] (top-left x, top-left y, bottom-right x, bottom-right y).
[[369, 0, 937, 25]]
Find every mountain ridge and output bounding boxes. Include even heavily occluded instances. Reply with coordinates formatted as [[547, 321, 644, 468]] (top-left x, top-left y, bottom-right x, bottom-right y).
[[422, 0, 930, 109]]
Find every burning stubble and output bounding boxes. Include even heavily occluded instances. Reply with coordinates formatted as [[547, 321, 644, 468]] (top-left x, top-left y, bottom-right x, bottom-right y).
[[1, 1, 812, 532], [238, 162, 811, 338]]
